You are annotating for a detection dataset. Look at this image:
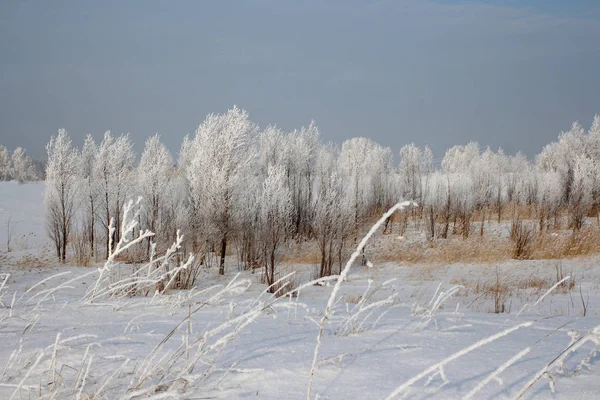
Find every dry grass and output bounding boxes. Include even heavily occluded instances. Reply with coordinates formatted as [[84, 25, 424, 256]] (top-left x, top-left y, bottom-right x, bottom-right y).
[[278, 225, 600, 267], [451, 263, 579, 314], [279, 251, 320, 264], [374, 224, 600, 265], [279, 241, 320, 264], [532, 227, 600, 259], [373, 236, 512, 265], [270, 216, 600, 268], [345, 294, 362, 304], [6, 254, 50, 270], [451, 273, 512, 313], [452, 274, 555, 296], [510, 219, 535, 260]]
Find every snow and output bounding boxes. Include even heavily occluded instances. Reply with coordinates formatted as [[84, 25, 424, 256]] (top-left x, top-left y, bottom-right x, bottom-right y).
[[0, 182, 48, 255], [1, 182, 600, 399]]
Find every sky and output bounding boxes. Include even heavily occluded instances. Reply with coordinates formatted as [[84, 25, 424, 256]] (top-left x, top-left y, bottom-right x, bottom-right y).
[[1, 0, 599, 161]]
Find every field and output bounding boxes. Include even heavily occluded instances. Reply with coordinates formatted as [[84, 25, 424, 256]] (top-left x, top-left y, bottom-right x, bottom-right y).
[[1, 182, 600, 399]]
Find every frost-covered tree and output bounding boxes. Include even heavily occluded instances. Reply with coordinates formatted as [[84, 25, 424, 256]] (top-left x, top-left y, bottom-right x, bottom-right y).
[[470, 147, 501, 234], [0, 145, 11, 181], [79, 135, 99, 257], [570, 155, 595, 231], [537, 121, 587, 204], [587, 115, 600, 222], [536, 171, 562, 232], [441, 143, 480, 238], [370, 144, 395, 211], [95, 131, 135, 257], [339, 137, 389, 234], [258, 164, 293, 290], [137, 134, 173, 252], [398, 143, 423, 202], [286, 121, 320, 236], [422, 171, 451, 239], [313, 170, 348, 277], [175, 134, 202, 256], [442, 142, 480, 174], [45, 129, 80, 262], [11, 147, 37, 182], [187, 106, 258, 275], [259, 126, 288, 175], [34, 110, 600, 275]]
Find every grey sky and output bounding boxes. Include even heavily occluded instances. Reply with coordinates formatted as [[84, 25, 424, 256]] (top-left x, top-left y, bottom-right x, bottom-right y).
[[1, 0, 599, 161]]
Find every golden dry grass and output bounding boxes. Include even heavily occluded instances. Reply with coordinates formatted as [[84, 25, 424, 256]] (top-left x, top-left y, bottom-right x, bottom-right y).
[[532, 227, 600, 259], [279, 223, 600, 267], [279, 241, 321, 264], [372, 236, 512, 265]]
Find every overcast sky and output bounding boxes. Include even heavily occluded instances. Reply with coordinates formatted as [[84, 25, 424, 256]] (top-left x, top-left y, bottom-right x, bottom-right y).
[[1, 0, 599, 161]]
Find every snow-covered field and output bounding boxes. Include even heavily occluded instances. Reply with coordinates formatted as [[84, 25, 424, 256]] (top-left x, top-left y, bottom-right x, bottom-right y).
[[1, 182, 600, 399]]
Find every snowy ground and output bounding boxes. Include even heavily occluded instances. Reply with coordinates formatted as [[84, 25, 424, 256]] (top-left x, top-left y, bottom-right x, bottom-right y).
[[1, 182, 600, 399]]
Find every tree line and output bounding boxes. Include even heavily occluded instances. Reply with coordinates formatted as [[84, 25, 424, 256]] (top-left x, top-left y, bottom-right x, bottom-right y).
[[43, 108, 600, 288], [0, 145, 42, 182]]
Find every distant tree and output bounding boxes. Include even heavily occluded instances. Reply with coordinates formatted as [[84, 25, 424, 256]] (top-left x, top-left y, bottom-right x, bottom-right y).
[[537, 121, 587, 204], [442, 143, 479, 238], [45, 129, 80, 262], [470, 147, 496, 235], [536, 171, 562, 232], [587, 115, 600, 222], [0, 145, 11, 181], [339, 137, 385, 233], [441, 142, 480, 174], [422, 171, 450, 239], [569, 155, 595, 231], [11, 147, 38, 182], [398, 143, 423, 202]]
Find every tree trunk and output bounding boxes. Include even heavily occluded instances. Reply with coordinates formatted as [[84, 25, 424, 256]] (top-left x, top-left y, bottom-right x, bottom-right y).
[[105, 190, 110, 258], [90, 196, 95, 259], [268, 246, 276, 291], [428, 205, 435, 241], [480, 206, 486, 236], [219, 233, 227, 275], [61, 183, 67, 263], [319, 238, 327, 278]]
